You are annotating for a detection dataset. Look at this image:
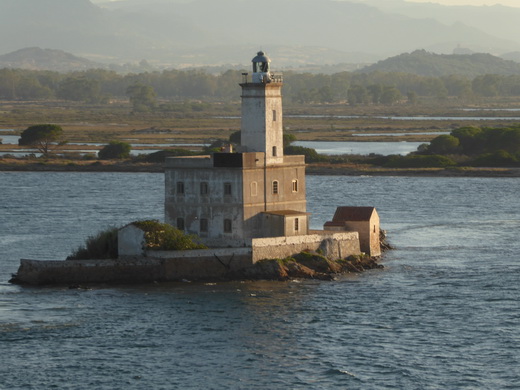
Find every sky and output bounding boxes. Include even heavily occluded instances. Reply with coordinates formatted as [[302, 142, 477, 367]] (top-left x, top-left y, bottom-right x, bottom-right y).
[[408, 0, 520, 6], [91, 0, 520, 4], [90, 0, 520, 7]]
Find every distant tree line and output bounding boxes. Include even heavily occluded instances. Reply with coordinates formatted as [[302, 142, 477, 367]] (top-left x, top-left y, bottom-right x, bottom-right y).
[[415, 125, 520, 167], [3, 67, 520, 106]]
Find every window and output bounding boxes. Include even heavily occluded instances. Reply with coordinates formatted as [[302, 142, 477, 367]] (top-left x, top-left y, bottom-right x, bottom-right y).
[[176, 181, 185, 195], [294, 218, 299, 232], [272, 180, 279, 195], [224, 182, 232, 196], [200, 182, 208, 195], [272, 146, 277, 157], [251, 181, 258, 197], [177, 218, 185, 230], [272, 109, 277, 121], [200, 218, 208, 233], [292, 179, 298, 192], [224, 219, 232, 233]]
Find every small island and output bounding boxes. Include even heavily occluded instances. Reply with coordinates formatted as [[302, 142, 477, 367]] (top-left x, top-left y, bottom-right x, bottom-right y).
[[10, 52, 389, 286]]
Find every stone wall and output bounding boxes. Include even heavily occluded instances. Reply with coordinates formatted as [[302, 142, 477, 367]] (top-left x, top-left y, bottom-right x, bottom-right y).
[[16, 258, 165, 285], [14, 233, 362, 285], [15, 250, 253, 285], [251, 231, 360, 262]]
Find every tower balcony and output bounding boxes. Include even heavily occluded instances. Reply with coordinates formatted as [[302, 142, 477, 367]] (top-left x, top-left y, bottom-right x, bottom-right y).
[[241, 72, 283, 85]]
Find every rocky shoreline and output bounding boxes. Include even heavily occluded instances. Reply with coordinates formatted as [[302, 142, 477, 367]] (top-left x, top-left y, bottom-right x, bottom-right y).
[[232, 253, 384, 282]]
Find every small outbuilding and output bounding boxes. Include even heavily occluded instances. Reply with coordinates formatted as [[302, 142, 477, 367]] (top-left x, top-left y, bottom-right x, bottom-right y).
[[324, 207, 381, 256]]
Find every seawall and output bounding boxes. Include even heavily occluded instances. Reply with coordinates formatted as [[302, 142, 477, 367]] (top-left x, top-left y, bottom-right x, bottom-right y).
[[11, 231, 363, 285]]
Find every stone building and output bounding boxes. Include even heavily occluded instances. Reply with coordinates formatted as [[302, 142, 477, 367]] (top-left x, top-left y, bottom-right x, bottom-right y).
[[165, 51, 309, 247], [164, 51, 380, 255], [324, 207, 381, 256]]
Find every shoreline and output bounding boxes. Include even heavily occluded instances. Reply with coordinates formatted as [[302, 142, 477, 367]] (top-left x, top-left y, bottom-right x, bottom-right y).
[[1, 160, 519, 177]]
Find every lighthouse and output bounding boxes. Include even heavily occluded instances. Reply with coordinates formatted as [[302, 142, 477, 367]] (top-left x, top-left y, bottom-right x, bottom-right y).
[[164, 51, 308, 247], [239, 51, 284, 164]]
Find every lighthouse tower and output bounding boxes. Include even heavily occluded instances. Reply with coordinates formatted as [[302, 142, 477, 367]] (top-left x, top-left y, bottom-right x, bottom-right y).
[[165, 51, 308, 247], [240, 51, 284, 164]]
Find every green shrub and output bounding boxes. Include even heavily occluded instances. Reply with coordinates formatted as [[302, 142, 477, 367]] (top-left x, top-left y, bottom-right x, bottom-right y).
[[470, 150, 519, 167], [98, 140, 131, 159], [136, 149, 199, 163], [384, 154, 456, 168], [131, 220, 207, 250], [67, 227, 119, 260], [284, 145, 325, 163]]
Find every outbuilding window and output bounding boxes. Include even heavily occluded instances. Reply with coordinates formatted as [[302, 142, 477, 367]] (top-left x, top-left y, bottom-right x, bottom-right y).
[[224, 182, 232, 196], [176, 181, 185, 195], [294, 218, 299, 232], [200, 218, 208, 232], [177, 218, 185, 230], [224, 219, 232, 233], [200, 182, 209, 195]]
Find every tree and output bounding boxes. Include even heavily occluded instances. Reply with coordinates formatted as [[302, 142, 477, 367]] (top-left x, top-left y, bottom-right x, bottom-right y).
[[380, 86, 402, 105], [407, 91, 418, 105], [57, 77, 101, 103], [283, 133, 297, 148], [427, 134, 460, 155], [451, 126, 484, 154], [18, 124, 65, 155], [126, 83, 157, 112], [367, 84, 383, 104], [98, 141, 131, 159], [347, 85, 369, 106], [228, 130, 241, 145]]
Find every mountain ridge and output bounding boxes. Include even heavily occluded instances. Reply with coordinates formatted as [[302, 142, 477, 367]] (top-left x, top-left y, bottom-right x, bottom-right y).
[[1, 0, 520, 67]]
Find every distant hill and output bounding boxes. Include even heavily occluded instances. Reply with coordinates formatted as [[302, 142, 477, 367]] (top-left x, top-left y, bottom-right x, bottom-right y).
[[0, 47, 102, 72], [358, 50, 520, 77], [1, 0, 519, 68], [501, 51, 520, 63]]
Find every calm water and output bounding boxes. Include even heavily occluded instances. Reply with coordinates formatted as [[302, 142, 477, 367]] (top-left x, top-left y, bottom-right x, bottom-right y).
[[294, 140, 424, 155], [1, 172, 519, 389]]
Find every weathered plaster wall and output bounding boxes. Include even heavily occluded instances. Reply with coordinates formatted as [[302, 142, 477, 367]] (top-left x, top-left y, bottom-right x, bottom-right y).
[[165, 160, 245, 246], [118, 224, 146, 257]]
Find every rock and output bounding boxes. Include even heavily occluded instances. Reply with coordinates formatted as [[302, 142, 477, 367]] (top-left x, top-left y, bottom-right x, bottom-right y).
[[283, 261, 316, 279], [293, 251, 342, 273]]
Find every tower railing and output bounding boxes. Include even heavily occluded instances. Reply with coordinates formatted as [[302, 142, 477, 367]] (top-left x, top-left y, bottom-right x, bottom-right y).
[[241, 72, 283, 84]]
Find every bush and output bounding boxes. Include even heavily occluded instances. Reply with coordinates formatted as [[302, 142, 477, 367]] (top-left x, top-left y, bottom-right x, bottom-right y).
[[384, 154, 457, 168], [284, 145, 325, 163], [67, 227, 119, 260], [470, 150, 519, 167], [131, 220, 207, 250], [98, 141, 131, 159], [67, 220, 207, 260], [136, 149, 199, 163]]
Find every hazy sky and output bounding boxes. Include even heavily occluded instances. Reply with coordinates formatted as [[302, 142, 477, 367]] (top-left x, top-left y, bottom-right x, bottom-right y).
[[90, 0, 520, 7], [91, 0, 520, 4], [407, 0, 520, 6]]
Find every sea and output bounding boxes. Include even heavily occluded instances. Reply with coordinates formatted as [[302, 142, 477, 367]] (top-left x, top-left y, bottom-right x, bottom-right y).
[[1, 172, 519, 389]]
